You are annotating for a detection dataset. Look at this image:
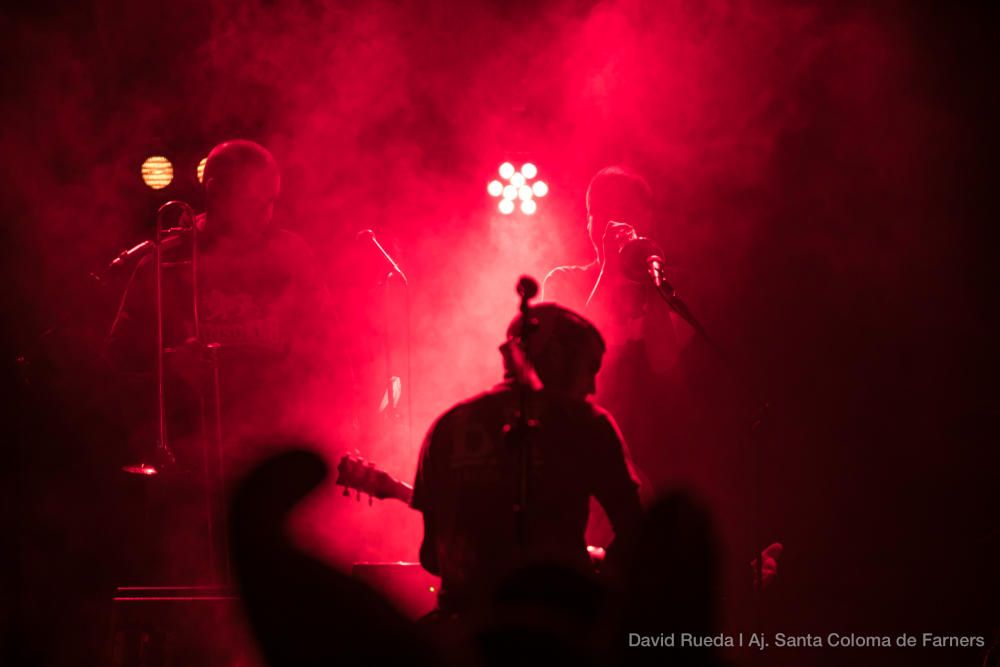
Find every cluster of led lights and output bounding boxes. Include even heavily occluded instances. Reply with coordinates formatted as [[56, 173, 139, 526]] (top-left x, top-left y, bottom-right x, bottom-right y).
[[140, 155, 209, 190], [488, 162, 548, 215]]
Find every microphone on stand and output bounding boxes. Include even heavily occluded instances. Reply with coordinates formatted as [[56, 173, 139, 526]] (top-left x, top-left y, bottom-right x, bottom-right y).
[[356, 229, 408, 285], [109, 201, 196, 270], [108, 233, 188, 269], [620, 236, 671, 291]]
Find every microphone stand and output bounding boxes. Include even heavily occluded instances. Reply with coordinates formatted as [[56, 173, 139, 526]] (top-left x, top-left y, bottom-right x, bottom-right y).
[[151, 202, 193, 471], [510, 276, 540, 548], [361, 230, 413, 451], [643, 264, 770, 643]]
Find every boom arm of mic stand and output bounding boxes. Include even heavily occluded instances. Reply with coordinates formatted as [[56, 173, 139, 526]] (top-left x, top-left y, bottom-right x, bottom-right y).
[[651, 279, 764, 408]]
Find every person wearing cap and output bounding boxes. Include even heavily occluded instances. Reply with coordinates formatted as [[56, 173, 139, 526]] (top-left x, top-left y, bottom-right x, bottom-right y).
[[410, 303, 642, 616]]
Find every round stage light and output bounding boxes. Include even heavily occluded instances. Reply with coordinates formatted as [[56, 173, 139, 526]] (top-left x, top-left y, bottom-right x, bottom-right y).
[[488, 160, 548, 215], [141, 156, 173, 190]]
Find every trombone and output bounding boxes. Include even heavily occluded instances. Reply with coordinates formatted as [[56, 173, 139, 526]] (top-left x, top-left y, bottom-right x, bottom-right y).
[[120, 199, 228, 583]]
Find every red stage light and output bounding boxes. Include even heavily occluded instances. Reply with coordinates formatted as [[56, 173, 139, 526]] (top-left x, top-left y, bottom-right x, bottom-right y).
[[122, 463, 159, 476], [489, 161, 548, 216]]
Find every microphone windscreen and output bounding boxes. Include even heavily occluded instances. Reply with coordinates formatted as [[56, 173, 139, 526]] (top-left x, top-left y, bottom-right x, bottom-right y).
[[517, 275, 539, 300]]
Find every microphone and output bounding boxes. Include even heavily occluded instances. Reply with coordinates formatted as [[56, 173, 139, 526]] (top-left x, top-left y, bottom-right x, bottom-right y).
[[109, 200, 196, 270], [356, 229, 408, 285], [516, 275, 539, 301], [620, 236, 669, 289], [108, 232, 189, 269]]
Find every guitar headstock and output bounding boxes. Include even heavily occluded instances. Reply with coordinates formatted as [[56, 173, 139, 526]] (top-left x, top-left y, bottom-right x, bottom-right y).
[[336, 454, 413, 505]]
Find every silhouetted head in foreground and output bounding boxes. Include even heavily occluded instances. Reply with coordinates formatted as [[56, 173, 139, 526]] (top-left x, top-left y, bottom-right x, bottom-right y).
[[228, 446, 437, 667], [478, 561, 609, 667], [618, 491, 724, 667]]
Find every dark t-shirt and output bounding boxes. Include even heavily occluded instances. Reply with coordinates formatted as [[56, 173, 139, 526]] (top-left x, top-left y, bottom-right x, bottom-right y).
[[411, 382, 641, 611]]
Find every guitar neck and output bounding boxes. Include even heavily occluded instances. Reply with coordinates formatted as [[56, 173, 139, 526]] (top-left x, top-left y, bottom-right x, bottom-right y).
[[336, 454, 414, 505], [392, 484, 414, 506]]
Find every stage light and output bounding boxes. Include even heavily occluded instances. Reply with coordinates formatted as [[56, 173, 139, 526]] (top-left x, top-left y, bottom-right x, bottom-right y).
[[197, 156, 208, 183], [122, 463, 159, 476], [488, 160, 548, 215], [141, 156, 173, 190]]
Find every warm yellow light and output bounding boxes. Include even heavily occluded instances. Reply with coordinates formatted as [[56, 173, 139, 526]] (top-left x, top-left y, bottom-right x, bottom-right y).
[[141, 156, 173, 190], [196, 156, 208, 183]]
